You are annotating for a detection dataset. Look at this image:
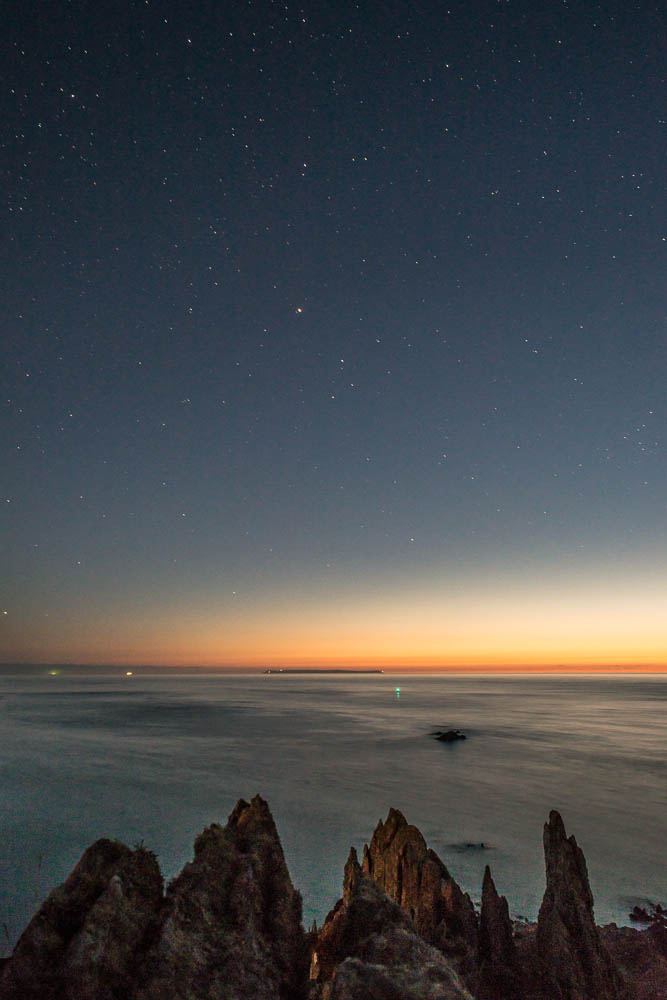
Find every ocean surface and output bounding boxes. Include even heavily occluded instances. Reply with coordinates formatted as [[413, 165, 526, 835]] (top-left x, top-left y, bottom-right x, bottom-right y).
[[1, 669, 665, 955]]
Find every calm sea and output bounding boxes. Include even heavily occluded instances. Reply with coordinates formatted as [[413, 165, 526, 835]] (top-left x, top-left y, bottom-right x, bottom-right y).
[[1, 670, 665, 955]]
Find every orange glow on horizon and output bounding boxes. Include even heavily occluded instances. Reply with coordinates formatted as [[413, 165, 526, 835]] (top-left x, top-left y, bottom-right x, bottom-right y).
[[4, 642, 666, 673], [4, 618, 666, 674], [2, 566, 665, 672]]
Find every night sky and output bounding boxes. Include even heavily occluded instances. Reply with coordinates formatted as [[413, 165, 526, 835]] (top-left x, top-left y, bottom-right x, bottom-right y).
[[2, 0, 665, 668]]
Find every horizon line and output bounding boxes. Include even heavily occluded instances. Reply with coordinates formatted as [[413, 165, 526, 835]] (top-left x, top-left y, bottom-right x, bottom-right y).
[[1, 660, 666, 674]]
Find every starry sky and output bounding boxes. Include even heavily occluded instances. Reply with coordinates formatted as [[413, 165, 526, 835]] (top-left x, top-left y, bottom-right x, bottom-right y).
[[2, 0, 665, 669]]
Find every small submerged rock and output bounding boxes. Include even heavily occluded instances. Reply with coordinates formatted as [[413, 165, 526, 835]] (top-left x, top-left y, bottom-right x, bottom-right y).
[[449, 842, 491, 853], [431, 728, 467, 742]]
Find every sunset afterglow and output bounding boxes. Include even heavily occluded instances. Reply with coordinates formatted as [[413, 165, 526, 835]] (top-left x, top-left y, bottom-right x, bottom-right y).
[[3, 560, 665, 670], [2, 1, 664, 674]]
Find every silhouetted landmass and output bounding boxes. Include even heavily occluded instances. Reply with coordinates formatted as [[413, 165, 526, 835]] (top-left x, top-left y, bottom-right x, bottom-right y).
[[263, 669, 384, 674], [2, 799, 665, 999]]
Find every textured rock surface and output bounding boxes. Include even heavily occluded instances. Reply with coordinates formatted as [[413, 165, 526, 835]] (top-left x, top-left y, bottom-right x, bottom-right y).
[[0, 839, 162, 1000], [310, 847, 472, 1000], [0, 796, 306, 1000], [137, 794, 306, 1000], [604, 923, 667, 1000], [476, 865, 521, 1000], [536, 810, 626, 1000], [362, 807, 478, 973], [3, 800, 666, 1000], [328, 929, 473, 1000]]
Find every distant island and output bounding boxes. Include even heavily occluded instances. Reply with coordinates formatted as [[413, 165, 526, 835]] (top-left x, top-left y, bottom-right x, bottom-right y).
[[263, 668, 384, 674]]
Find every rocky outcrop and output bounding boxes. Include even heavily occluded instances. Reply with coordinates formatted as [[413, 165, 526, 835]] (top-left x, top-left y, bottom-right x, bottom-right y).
[[629, 902, 667, 927], [137, 795, 306, 1000], [3, 799, 666, 1000], [536, 810, 626, 1000], [309, 847, 472, 1000], [477, 865, 522, 999], [604, 923, 667, 1000], [0, 839, 162, 1000], [361, 807, 478, 973], [0, 796, 306, 1000]]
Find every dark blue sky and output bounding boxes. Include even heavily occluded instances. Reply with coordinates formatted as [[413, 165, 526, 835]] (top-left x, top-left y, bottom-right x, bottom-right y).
[[2, 0, 665, 667]]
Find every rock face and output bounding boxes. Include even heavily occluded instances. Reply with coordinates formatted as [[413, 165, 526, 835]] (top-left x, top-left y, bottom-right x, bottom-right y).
[[0, 839, 163, 1000], [310, 847, 472, 1000], [3, 799, 666, 1000], [0, 796, 306, 1000], [361, 807, 478, 973], [603, 924, 667, 1000], [477, 865, 522, 1000], [536, 810, 626, 1000], [137, 795, 306, 1000]]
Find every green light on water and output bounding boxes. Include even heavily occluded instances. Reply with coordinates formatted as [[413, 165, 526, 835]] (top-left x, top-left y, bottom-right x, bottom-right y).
[[396, 687, 400, 698], [48, 670, 59, 676]]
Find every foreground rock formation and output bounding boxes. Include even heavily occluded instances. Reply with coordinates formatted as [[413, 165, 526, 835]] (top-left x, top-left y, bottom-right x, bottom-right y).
[[477, 866, 521, 999], [537, 810, 625, 1000], [361, 807, 479, 975], [309, 847, 472, 999], [0, 796, 305, 1000], [1, 798, 665, 1000]]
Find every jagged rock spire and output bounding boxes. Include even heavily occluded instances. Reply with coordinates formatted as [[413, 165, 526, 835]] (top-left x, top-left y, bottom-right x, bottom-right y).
[[537, 810, 626, 1000], [477, 865, 522, 999], [362, 806, 478, 975], [139, 794, 306, 1000], [310, 836, 472, 999], [0, 796, 307, 1000], [0, 839, 163, 1000]]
